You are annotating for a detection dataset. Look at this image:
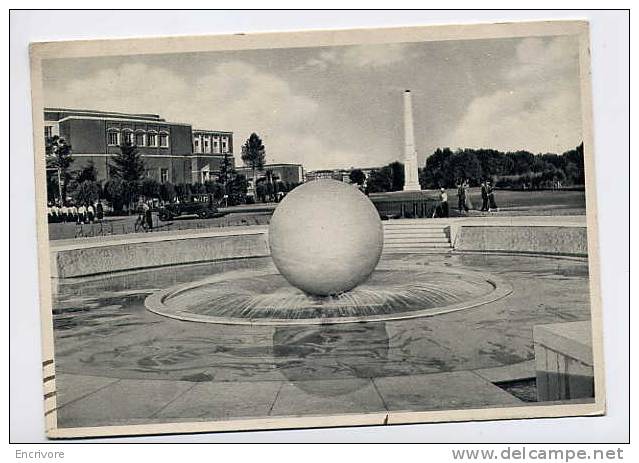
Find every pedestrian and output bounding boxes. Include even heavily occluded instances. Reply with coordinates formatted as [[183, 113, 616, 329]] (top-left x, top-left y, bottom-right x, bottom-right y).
[[145, 200, 153, 231], [463, 179, 473, 211], [488, 181, 498, 211], [87, 203, 95, 223], [438, 187, 449, 218], [77, 204, 86, 224], [70, 204, 78, 223], [457, 180, 467, 213], [480, 180, 489, 212], [47, 203, 53, 223], [51, 203, 59, 223], [96, 200, 104, 222]]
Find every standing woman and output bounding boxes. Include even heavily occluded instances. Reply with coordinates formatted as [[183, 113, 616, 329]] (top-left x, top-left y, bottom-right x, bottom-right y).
[[463, 179, 473, 211], [488, 181, 499, 211]]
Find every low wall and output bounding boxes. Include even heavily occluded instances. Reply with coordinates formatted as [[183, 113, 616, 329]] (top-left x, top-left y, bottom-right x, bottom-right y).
[[454, 225, 588, 256], [51, 221, 588, 278], [51, 231, 270, 278], [533, 321, 594, 401]]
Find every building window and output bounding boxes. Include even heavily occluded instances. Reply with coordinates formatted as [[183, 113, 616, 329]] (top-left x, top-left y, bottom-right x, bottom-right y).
[[221, 138, 228, 153], [159, 133, 169, 148], [135, 132, 145, 146], [123, 131, 134, 145], [147, 133, 157, 147], [204, 139, 210, 153], [213, 139, 219, 154], [107, 131, 120, 146], [44, 126, 53, 139], [194, 139, 200, 153], [160, 168, 169, 183]]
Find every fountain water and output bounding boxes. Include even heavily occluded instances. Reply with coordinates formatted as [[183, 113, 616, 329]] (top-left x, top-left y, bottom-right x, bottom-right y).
[[145, 179, 512, 325]]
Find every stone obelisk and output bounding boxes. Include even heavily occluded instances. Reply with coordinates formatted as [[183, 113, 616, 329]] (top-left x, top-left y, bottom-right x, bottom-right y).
[[403, 90, 421, 191]]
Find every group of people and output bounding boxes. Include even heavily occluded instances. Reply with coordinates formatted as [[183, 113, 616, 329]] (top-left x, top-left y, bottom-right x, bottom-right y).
[[47, 200, 104, 224], [434, 179, 499, 218]]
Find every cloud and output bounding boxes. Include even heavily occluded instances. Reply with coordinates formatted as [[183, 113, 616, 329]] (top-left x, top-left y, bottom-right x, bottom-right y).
[[440, 36, 582, 155], [45, 59, 356, 170], [304, 43, 410, 70]]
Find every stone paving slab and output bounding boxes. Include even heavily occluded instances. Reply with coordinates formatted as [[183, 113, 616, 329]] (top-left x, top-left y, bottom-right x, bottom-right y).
[[473, 360, 536, 383], [56, 378, 194, 428], [154, 380, 282, 421], [269, 379, 387, 417], [55, 374, 120, 408], [54, 370, 531, 428], [373, 371, 522, 412]]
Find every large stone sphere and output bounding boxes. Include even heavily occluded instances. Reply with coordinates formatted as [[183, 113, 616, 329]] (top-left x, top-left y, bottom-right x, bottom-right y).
[[268, 179, 383, 296]]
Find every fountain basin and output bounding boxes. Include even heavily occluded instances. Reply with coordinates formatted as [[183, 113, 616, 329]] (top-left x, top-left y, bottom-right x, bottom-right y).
[[145, 261, 513, 325]]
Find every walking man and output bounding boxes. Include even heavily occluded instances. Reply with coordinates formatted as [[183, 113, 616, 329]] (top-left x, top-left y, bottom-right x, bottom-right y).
[[480, 180, 489, 212], [439, 187, 449, 218]]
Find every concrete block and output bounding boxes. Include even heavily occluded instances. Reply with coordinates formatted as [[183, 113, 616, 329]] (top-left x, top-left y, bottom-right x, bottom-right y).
[[51, 231, 269, 278], [455, 225, 588, 256], [533, 321, 594, 402]]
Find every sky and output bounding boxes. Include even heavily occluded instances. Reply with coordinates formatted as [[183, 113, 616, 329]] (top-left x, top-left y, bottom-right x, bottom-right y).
[[42, 34, 583, 171]]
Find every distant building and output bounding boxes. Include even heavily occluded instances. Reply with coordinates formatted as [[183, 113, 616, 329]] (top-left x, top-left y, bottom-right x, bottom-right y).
[[236, 163, 305, 186], [191, 129, 234, 183], [43, 108, 234, 185], [305, 167, 379, 184]]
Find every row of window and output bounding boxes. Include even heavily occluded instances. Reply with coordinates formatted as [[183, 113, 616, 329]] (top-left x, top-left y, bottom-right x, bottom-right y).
[[193, 137, 230, 154], [107, 130, 169, 148]]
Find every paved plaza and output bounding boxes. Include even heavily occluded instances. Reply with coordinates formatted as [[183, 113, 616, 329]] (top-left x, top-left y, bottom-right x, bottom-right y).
[[50, 249, 593, 429]]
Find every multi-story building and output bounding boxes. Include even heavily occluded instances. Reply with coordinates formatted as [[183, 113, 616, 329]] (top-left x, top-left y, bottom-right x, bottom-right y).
[[43, 108, 234, 185], [191, 129, 234, 183]]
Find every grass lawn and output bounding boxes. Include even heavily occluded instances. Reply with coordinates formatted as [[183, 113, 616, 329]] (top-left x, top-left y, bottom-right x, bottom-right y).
[[456, 188, 586, 210]]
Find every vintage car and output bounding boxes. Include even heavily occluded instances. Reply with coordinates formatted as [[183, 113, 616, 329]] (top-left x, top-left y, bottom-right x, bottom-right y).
[[158, 198, 223, 221]]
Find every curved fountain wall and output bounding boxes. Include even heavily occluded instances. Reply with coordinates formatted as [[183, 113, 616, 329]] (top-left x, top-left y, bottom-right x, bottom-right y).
[[50, 228, 270, 278], [49, 220, 588, 279]]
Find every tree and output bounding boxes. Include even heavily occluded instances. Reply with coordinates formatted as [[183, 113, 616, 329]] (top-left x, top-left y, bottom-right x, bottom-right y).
[[108, 142, 145, 211], [563, 142, 585, 185], [72, 180, 101, 206], [450, 150, 481, 185], [159, 182, 176, 202], [45, 135, 74, 203], [241, 133, 266, 192], [110, 141, 145, 182], [421, 147, 454, 188], [204, 180, 225, 200], [191, 182, 207, 194], [219, 150, 233, 193], [76, 160, 98, 183], [349, 169, 366, 186], [388, 161, 405, 191], [227, 173, 248, 205], [140, 178, 161, 199], [175, 183, 192, 199], [103, 178, 133, 213], [420, 143, 584, 189]]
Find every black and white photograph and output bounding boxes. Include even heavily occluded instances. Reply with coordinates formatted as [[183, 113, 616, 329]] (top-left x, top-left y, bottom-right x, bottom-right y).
[[26, 18, 608, 439]]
